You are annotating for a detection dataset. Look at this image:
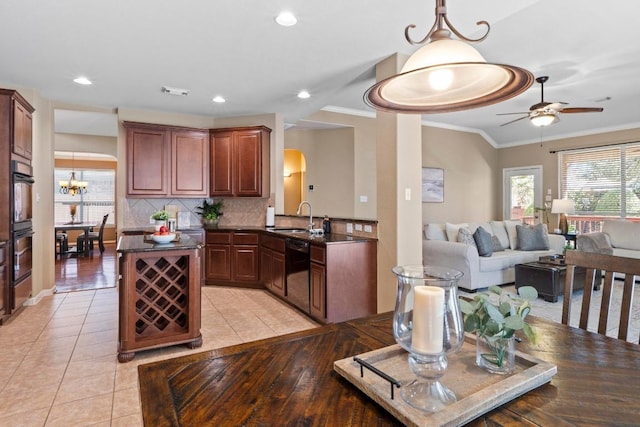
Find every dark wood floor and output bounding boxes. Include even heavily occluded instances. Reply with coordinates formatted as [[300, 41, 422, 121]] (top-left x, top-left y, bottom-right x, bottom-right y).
[[55, 242, 117, 293]]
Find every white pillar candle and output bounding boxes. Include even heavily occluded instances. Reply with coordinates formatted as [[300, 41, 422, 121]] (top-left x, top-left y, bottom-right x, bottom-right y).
[[412, 285, 445, 353]]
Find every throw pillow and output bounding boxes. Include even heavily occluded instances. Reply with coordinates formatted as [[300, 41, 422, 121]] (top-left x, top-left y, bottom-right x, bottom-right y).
[[445, 222, 469, 242], [425, 223, 447, 241], [491, 235, 504, 252], [516, 223, 550, 250], [473, 226, 493, 257], [504, 220, 522, 250], [457, 227, 476, 246], [490, 221, 510, 249]]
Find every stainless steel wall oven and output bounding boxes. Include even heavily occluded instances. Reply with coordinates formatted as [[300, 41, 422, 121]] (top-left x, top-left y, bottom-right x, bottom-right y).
[[11, 160, 33, 310]]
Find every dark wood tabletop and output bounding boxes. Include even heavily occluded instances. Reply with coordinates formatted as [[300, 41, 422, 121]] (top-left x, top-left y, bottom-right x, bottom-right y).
[[138, 312, 640, 426]]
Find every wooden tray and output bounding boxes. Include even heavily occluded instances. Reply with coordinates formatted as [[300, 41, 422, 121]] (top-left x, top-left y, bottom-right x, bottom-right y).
[[334, 334, 557, 427]]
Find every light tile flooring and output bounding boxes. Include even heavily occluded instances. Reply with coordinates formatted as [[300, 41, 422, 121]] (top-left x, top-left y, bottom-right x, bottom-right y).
[[0, 287, 318, 426]]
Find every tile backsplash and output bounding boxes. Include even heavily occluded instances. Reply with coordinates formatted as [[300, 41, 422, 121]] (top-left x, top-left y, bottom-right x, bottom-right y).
[[122, 197, 271, 228]]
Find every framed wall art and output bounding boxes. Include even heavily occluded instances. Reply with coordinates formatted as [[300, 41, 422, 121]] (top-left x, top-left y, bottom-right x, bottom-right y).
[[422, 167, 444, 203]]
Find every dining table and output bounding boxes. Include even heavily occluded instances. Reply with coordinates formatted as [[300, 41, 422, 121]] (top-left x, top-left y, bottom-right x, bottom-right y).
[[138, 312, 640, 426], [54, 221, 97, 257]]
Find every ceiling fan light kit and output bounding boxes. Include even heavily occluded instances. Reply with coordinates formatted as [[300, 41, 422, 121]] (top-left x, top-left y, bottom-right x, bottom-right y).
[[364, 0, 533, 114]]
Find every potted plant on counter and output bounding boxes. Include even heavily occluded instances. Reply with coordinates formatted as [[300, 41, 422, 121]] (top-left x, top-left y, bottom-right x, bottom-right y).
[[196, 199, 224, 227], [458, 285, 538, 374], [151, 209, 170, 231]]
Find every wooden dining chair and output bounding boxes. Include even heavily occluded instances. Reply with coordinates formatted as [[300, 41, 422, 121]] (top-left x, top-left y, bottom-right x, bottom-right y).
[[562, 250, 640, 343], [55, 232, 68, 258], [77, 214, 109, 254]]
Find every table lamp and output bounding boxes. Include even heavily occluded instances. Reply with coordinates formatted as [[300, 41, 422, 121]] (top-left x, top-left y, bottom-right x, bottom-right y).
[[551, 199, 575, 234]]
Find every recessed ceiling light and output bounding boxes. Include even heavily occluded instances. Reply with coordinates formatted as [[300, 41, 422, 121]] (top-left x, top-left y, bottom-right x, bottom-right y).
[[73, 76, 92, 85], [297, 90, 310, 99], [276, 11, 297, 27], [212, 96, 226, 103]]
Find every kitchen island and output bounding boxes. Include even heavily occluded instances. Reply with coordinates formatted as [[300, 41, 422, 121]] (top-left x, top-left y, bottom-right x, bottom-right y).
[[116, 234, 203, 362]]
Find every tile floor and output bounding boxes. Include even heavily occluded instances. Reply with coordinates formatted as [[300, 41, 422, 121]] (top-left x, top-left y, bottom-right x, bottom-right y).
[[0, 287, 318, 426]]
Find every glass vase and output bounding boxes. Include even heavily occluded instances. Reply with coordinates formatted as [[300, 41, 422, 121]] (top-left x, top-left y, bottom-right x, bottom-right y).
[[476, 334, 515, 374], [392, 265, 464, 412]]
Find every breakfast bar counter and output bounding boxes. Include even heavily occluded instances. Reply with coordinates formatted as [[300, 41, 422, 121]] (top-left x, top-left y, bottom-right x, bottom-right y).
[[116, 235, 203, 362]]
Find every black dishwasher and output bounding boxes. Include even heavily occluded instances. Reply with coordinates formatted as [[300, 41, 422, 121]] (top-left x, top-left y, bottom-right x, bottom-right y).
[[285, 238, 310, 313]]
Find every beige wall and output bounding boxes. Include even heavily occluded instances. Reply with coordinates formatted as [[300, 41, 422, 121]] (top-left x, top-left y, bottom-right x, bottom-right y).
[[498, 128, 640, 224], [422, 126, 500, 223], [285, 127, 355, 219]]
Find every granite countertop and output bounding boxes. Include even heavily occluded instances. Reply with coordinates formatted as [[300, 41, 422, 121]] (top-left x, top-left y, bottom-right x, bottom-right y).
[[117, 234, 202, 253]]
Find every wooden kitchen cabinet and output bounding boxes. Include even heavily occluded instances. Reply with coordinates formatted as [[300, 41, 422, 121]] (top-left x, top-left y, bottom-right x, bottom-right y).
[[260, 234, 285, 297], [124, 122, 208, 197], [0, 242, 6, 322], [210, 126, 271, 197], [205, 230, 260, 287], [309, 240, 377, 324], [12, 97, 33, 161]]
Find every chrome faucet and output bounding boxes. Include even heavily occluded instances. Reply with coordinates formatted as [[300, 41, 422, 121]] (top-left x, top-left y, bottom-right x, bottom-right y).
[[296, 201, 313, 230]]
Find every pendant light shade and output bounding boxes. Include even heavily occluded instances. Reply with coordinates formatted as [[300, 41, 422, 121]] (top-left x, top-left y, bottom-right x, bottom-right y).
[[365, 0, 533, 114], [530, 111, 559, 127]]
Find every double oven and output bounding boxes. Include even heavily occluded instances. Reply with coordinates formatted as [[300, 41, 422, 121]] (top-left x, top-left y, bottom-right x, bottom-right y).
[[11, 160, 34, 310]]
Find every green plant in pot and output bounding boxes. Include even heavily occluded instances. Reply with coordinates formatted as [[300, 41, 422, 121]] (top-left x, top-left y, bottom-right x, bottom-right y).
[[151, 210, 169, 221], [459, 286, 538, 374], [196, 199, 224, 226]]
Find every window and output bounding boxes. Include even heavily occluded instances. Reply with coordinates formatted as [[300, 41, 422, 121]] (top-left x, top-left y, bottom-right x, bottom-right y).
[[54, 169, 115, 225], [559, 143, 640, 231]]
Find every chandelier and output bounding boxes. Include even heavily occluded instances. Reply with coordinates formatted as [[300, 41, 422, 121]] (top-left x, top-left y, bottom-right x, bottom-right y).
[[364, 0, 533, 113], [59, 153, 88, 196]]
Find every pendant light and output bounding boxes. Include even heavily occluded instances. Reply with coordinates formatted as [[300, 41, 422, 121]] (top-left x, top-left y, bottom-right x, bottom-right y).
[[365, 0, 534, 113], [59, 152, 88, 196]]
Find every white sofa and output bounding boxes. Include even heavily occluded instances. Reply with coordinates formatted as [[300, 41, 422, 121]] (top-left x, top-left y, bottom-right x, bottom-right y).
[[422, 220, 565, 291], [577, 220, 640, 260]]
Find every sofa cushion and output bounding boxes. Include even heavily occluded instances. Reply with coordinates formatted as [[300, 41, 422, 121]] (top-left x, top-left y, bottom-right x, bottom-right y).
[[458, 227, 476, 246], [469, 222, 493, 236], [603, 220, 640, 250], [516, 223, 550, 250], [473, 226, 493, 257], [445, 222, 468, 242], [425, 223, 447, 241], [504, 220, 522, 249], [490, 221, 510, 249]]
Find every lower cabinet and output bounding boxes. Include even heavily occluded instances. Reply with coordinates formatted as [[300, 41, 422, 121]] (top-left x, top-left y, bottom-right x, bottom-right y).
[[0, 241, 6, 322], [309, 241, 377, 324], [205, 230, 260, 287], [260, 234, 285, 297]]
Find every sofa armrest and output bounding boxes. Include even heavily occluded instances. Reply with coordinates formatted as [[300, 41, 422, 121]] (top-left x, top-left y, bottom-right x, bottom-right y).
[[422, 240, 479, 289], [576, 232, 613, 254], [547, 234, 566, 253]]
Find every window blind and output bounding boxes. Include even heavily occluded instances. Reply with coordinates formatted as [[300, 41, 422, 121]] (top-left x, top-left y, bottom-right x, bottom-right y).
[[560, 142, 640, 218]]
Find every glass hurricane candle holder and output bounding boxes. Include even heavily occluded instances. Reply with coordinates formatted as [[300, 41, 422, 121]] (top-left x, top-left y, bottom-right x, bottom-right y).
[[392, 265, 464, 412]]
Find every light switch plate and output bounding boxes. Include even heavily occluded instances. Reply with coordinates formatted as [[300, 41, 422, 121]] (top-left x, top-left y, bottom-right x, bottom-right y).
[[346, 223, 353, 233]]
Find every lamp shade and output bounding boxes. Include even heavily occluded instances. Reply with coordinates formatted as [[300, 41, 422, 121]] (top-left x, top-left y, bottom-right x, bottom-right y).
[[551, 199, 575, 214], [530, 111, 558, 127]]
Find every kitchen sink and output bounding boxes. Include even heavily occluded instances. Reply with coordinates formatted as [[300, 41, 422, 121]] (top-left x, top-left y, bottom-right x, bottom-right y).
[[268, 228, 308, 234]]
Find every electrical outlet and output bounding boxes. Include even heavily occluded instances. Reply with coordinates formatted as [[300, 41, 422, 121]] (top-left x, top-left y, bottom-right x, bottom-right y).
[[346, 223, 353, 233], [364, 225, 372, 233], [359, 195, 368, 203], [355, 224, 363, 231], [149, 216, 155, 224]]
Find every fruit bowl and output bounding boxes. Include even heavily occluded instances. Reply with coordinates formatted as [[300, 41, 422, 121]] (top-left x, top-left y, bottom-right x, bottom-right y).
[[151, 233, 176, 244]]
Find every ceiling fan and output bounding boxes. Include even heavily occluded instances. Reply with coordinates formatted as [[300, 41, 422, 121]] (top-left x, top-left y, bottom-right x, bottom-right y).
[[497, 76, 604, 127]]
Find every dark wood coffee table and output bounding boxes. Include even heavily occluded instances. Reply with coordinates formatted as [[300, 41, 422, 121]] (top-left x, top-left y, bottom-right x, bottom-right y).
[[515, 260, 587, 303]]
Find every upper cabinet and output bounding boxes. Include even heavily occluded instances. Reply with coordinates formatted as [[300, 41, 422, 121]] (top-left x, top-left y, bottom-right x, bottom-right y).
[[0, 89, 34, 163], [210, 126, 271, 197], [124, 122, 208, 198]]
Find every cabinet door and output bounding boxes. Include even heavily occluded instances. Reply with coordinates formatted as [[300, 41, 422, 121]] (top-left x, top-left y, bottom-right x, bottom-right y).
[[260, 248, 273, 288], [271, 251, 286, 297], [171, 130, 208, 196], [210, 131, 234, 196], [234, 130, 262, 197], [126, 126, 169, 196], [13, 101, 32, 160], [310, 262, 326, 321], [205, 244, 231, 281], [232, 245, 259, 282]]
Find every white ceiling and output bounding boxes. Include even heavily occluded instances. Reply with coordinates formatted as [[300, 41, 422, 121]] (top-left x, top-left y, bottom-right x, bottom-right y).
[[2, 0, 640, 146]]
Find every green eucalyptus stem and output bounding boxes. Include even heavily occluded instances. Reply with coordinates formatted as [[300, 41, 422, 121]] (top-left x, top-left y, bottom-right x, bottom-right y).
[[479, 332, 510, 367]]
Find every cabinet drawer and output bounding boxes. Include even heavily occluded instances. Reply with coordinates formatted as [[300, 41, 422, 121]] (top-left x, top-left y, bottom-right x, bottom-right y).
[[232, 232, 259, 245], [206, 231, 231, 244], [261, 234, 285, 253], [310, 245, 326, 264]]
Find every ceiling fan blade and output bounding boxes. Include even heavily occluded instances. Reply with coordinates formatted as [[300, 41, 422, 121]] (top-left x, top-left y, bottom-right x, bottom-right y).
[[560, 107, 604, 113], [496, 112, 530, 116], [500, 115, 529, 127], [547, 102, 568, 111]]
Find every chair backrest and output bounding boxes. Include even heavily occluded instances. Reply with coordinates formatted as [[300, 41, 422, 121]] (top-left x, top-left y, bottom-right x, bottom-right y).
[[562, 250, 640, 343], [98, 214, 109, 237]]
